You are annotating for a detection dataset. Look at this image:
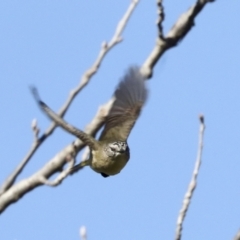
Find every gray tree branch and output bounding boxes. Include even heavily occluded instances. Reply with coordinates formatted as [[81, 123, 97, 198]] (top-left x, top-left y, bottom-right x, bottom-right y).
[[175, 115, 206, 240], [141, 0, 215, 78], [0, 99, 115, 213]]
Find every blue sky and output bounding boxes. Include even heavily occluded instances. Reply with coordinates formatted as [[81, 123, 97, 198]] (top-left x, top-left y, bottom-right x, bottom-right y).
[[0, 0, 240, 239]]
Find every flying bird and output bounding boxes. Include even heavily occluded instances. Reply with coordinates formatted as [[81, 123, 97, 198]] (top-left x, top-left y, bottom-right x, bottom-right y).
[[31, 67, 148, 177]]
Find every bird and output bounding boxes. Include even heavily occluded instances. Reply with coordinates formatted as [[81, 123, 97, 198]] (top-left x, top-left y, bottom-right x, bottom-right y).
[[31, 67, 148, 177]]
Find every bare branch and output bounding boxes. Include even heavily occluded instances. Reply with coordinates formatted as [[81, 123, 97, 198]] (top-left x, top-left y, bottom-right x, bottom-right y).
[[156, 0, 165, 39], [0, 99, 114, 213], [0, 0, 138, 196], [70, 0, 139, 93], [31, 119, 40, 140], [175, 115, 206, 240], [141, 0, 214, 78], [0, 144, 77, 214], [39, 155, 75, 187], [0, 140, 39, 196]]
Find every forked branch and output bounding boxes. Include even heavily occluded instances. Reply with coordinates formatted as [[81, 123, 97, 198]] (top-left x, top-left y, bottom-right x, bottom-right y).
[[141, 0, 214, 78]]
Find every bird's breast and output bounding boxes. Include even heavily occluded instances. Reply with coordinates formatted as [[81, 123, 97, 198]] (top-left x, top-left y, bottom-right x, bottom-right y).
[[90, 150, 129, 176]]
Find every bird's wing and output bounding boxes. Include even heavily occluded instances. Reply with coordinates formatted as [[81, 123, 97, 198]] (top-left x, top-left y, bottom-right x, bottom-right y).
[[31, 87, 99, 150], [99, 67, 148, 142]]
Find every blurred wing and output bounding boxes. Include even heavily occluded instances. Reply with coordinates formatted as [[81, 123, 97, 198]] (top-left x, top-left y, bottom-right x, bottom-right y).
[[99, 67, 147, 142]]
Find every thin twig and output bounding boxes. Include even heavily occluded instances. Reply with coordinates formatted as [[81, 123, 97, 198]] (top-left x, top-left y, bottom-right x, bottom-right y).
[[141, 0, 214, 78], [39, 154, 75, 186], [0, 0, 139, 196], [0, 140, 39, 196], [31, 119, 40, 141], [175, 115, 206, 240], [0, 119, 42, 195], [70, 0, 139, 94], [156, 0, 165, 39]]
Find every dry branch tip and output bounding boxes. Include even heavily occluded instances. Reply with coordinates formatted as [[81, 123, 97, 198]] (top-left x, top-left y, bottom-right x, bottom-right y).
[[199, 114, 204, 124], [175, 114, 206, 240]]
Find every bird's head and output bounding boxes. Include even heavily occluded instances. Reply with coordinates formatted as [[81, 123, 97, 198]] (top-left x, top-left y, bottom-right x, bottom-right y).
[[105, 141, 129, 158]]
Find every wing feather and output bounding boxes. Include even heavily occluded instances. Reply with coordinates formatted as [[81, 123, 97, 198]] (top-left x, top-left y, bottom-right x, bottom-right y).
[[99, 67, 147, 141]]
